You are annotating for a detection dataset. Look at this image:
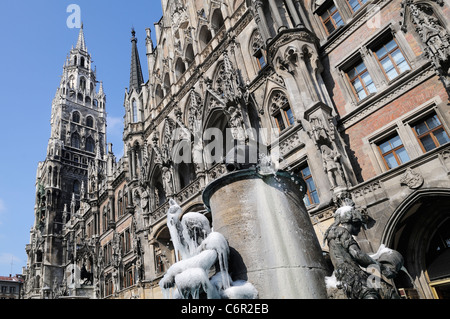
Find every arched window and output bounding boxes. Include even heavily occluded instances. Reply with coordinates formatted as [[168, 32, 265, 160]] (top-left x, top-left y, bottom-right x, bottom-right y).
[[250, 30, 266, 70], [155, 84, 163, 105], [163, 74, 171, 95], [72, 111, 80, 123], [69, 76, 75, 89], [199, 25, 213, 51], [86, 116, 94, 128], [73, 56, 77, 66], [73, 180, 80, 194], [86, 137, 95, 153], [71, 132, 81, 149], [211, 9, 225, 33], [79, 77, 86, 92], [80, 57, 85, 68], [132, 100, 138, 123], [175, 58, 186, 80], [185, 44, 194, 66], [269, 91, 295, 133]]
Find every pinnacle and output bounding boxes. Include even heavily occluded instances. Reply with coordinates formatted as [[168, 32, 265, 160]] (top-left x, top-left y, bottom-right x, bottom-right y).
[[76, 23, 87, 51]]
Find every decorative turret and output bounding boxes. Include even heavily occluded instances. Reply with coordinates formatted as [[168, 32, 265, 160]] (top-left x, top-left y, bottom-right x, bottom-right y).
[[129, 28, 145, 93]]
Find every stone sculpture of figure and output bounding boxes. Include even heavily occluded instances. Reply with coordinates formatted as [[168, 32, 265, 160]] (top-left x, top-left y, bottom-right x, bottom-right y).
[[161, 166, 174, 196], [321, 144, 346, 189], [324, 205, 402, 299], [225, 105, 246, 141], [140, 187, 150, 213]]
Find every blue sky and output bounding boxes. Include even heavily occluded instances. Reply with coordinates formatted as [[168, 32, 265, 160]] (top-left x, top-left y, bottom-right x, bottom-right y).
[[0, 1, 162, 276]]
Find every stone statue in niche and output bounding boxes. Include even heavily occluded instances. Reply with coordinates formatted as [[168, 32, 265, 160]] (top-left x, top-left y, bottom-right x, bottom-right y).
[[324, 205, 403, 299], [162, 166, 174, 196], [321, 144, 346, 190], [307, 117, 348, 190], [225, 105, 246, 141]]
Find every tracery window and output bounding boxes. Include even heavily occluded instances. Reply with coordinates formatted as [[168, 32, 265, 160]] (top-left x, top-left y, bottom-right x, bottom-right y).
[[72, 111, 80, 123], [86, 116, 94, 128], [250, 30, 266, 70], [132, 100, 138, 123], [85, 137, 95, 153], [71, 132, 80, 149], [270, 91, 295, 133]]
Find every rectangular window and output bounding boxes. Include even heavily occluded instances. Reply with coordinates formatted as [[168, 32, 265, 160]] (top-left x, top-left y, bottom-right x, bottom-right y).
[[377, 134, 410, 169], [374, 37, 411, 81], [255, 49, 266, 69], [320, 3, 344, 35], [285, 108, 295, 126], [413, 114, 450, 152], [346, 61, 377, 101], [347, 0, 368, 13], [124, 268, 134, 288], [124, 229, 131, 253], [299, 166, 320, 207], [275, 112, 286, 132], [275, 106, 295, 133]]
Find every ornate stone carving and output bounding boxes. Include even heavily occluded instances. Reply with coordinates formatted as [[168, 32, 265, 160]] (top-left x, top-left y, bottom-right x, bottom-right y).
[[401, 0, 450, 94], [307, 117, 349, 190], [400, 167, 424, 189]]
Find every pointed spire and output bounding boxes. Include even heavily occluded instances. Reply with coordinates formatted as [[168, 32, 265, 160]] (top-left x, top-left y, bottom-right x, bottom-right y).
[[129, 28, 144, 92], [98, 81, 104, 96], [76, 23, 86, 51]]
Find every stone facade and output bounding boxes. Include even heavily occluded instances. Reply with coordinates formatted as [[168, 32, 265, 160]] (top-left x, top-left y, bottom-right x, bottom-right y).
[[25, 0, 450, 299]]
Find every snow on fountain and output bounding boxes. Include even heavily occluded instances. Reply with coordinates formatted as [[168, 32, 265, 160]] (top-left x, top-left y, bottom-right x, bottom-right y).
[[159, 199, 258, 299]]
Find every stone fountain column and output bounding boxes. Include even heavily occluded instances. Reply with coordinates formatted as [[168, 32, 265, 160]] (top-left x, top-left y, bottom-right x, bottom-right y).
[[203, 168, 328, 299]]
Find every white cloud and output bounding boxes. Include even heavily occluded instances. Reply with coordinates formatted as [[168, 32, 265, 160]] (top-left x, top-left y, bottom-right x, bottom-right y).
[[107, 116, 124, 136]]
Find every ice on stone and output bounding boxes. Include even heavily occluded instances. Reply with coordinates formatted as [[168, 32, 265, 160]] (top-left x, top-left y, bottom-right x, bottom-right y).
[[160, 200, 258, 299]]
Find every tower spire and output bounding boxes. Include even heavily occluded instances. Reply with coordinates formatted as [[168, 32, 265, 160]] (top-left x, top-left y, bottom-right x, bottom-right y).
[[129, 28, 144, 92], [76, 23, 86, 51]]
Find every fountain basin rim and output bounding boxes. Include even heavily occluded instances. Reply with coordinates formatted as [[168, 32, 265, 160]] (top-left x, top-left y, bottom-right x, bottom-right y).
[[202, 168, 307, 212]]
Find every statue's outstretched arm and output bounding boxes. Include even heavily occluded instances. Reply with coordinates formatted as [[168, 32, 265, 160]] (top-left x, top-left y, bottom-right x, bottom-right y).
[[349, 244, 377, 268]]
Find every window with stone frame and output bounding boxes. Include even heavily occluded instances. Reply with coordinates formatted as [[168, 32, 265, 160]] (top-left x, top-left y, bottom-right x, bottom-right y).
[[132, 100, 138, 123], [376, 134, 410, 170], [105, 276, 113, 296], [270, 91, 295, 133], [297, 165, 320, 207], [250, 29, 266, 70], [86, 116, 94, 128], [123, 266, 134, 288], [372, 35, 411, 82], [345, 60, 377, 101], [85, 136, 95, 153], [346, 0, 369, 13], [72, 111, 81, 123], [123, 228, 132, 254], [117, 191, 124, 218], [102, 207, 108, 232], [412, 113, 450, 153], [318, 1, 345, 35]]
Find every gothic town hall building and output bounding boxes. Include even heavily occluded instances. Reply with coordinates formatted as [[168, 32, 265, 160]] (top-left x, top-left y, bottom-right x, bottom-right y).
[[24, 0, 450, 299]]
